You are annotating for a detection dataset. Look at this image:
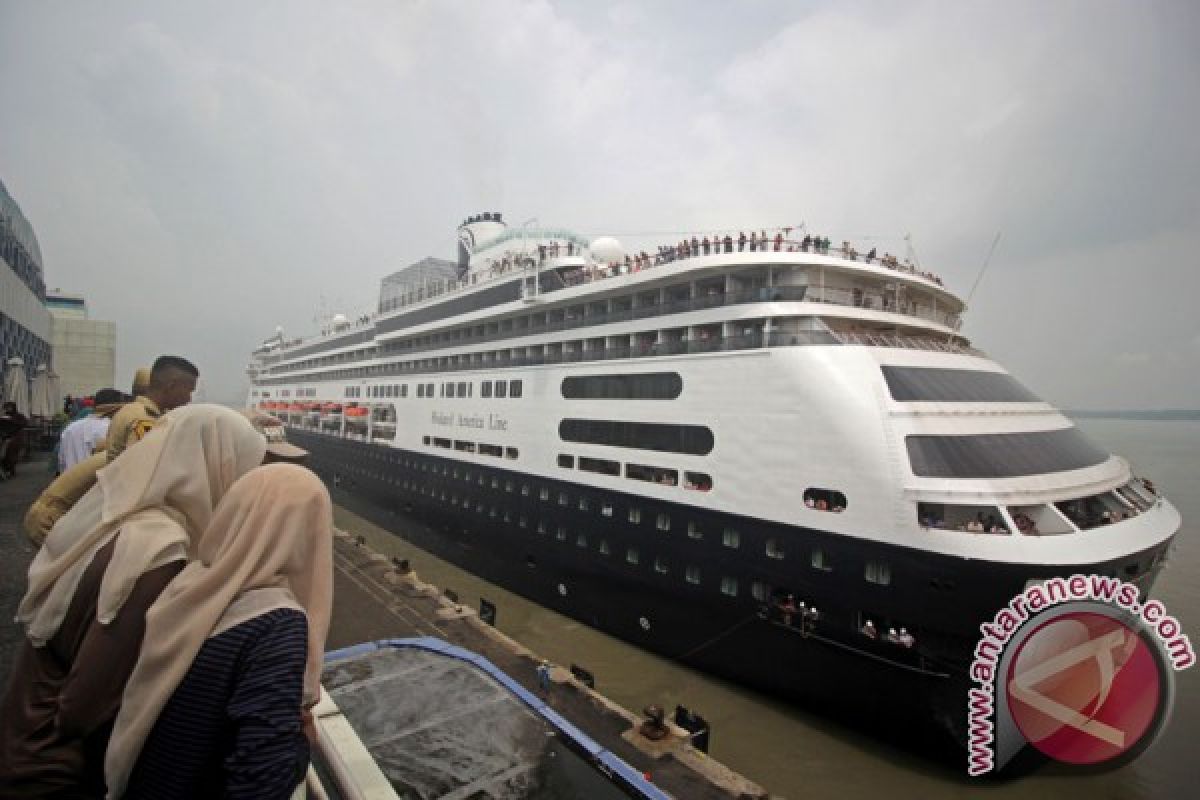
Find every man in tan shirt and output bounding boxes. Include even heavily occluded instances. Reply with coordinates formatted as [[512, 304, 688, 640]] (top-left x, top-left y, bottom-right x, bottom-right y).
[[106, 356, 198, 461]]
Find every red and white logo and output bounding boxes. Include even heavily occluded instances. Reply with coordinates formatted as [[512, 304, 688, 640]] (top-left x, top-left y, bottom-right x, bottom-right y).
[[1005, 611, 1165, 765]]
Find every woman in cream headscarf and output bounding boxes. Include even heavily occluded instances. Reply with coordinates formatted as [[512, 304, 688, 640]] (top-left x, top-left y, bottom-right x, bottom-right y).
[[109, 463, 332, 800], [0, 404, 266, 798]]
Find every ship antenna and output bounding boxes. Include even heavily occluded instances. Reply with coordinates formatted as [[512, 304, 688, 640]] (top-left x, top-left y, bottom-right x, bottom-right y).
[[947, 231, 1001, 345], [966, 231, 1001, 307]]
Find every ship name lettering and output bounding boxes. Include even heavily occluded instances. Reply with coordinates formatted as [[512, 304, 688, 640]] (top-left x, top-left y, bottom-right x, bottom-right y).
[[431, 411, 454, 426], [458, 414, 485, 429], [488, 414, 508, 431]]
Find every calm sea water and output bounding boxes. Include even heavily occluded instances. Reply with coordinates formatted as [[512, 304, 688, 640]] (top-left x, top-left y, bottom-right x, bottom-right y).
[[334, 418, 1199, 799]]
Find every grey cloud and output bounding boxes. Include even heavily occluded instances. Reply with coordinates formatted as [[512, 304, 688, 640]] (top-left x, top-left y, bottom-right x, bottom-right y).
[[0, 0, 1196, 409]]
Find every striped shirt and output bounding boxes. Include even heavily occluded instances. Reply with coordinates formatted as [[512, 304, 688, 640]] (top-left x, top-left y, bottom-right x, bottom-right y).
[[123, 608, 310, 800]]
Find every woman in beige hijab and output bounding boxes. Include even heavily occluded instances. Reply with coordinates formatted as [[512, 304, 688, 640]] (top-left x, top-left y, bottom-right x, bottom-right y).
[[109, 463, 332, 800], [0, 404, 266, 798]]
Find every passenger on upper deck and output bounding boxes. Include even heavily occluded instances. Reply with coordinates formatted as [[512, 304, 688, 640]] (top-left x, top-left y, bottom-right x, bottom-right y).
[[111, 464, 333, 800]]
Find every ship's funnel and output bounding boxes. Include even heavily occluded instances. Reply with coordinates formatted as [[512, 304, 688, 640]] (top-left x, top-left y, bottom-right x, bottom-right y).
[[457, 212, 508, 273]]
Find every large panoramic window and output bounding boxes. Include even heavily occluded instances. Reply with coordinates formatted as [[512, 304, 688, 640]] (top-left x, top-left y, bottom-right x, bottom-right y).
[[561, 372, 683, 400], [559, 419, 714, 455], [906, 428, 1109, 479], [882, 366, 1042, 403]]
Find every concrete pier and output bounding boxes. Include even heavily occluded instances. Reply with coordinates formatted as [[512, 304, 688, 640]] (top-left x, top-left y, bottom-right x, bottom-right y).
[[0, 457, 768, 799]]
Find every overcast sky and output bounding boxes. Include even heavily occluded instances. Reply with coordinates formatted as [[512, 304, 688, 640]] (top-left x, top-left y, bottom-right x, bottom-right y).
[[2, 0, 1197, 408]]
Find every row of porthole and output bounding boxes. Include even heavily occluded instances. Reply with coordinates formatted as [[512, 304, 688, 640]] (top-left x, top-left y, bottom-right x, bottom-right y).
[[315, 452, 889, 587]]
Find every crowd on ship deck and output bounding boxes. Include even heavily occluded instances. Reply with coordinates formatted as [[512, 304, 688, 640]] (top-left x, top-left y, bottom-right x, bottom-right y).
[[0, 355, 324, 800], [366, 223, 946, 331]]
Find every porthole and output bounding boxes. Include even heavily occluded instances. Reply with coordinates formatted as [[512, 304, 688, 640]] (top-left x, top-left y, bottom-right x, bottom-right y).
[[639, 616, 651, 630], [558, 583, 568, 596]]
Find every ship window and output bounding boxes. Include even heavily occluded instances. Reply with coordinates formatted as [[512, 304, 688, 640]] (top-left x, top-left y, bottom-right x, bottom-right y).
[[537, 521, 546, 534], [656, 513, 671, 531], [626, 463, 679, 486], [866, 560, 892, 586], [556, 526, 567, 541], [458, 381, 469, 397], [576, 534, 587, 548], [654, 556, 669, 574], [444, 383, 453, 398], [495, 381, 507, 398], [683, 472, 712, 491], [687, 522, 703, 540], [519, 515, 528, 528], [629, 507, 642, 524], [505, 480, 514, 492], [804, 489, 846, 512], [751, 581, 769, 602], [882, 366, 1042, 403], [479, 443, 502, 457], [510, 380, 523, 398], [482, 381, 493, 398], [578, 496, 589, 511], [401, 385, 407, 398], [766, 538, 785, 559], [558, 454, 575, 468], [601, 502, 613, 517], [454, 440, 475, 453], [686, 566, 701, 585], [626, 548, 640, 565], [1055, 492, 1134, 531], [721, 528, 740, 548], [491, 476, 500, 489], [720, 577, 738, 597], [811, 548, 832, 571], [560, 419, 714, 456], [425, 383, 434, 396], [422, 436, 430, 445], [579, 457, 620, 476], [558, 492, 569, 506], [599, 539, 610, 555], [433, 437, 451, 448], [919, 502, 1013, 534], [521, 484, 530, 496], [906, 428, 1108, 479], [539, 487, 550, 501], [561, 372, 683, 400], [505, 447, 518, 459]]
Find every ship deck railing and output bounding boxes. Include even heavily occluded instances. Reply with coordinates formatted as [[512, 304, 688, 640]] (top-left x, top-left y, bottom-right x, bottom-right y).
[[259, 333, 983, 388], [373, 285, 960, 362], [267, 240, 956, 366], [374, 237, 948, 318]]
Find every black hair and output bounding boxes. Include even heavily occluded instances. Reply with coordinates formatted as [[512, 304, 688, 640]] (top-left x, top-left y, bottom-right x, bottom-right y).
[[94, 388, 124, 405], [150, 355, 199, 382]]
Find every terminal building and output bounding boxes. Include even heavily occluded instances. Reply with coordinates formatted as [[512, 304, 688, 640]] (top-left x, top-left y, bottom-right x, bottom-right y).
[[46, 291, 117, 400], [0, 178, 53, 397]]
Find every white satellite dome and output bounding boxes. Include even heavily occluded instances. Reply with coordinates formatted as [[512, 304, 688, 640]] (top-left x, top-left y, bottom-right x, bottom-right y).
[[275, 325, 284, 335], [589, 236, 624, 263]]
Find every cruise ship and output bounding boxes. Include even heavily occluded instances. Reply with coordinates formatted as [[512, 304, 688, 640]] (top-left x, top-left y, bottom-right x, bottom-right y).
[[246, 212, 1181, 745]]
